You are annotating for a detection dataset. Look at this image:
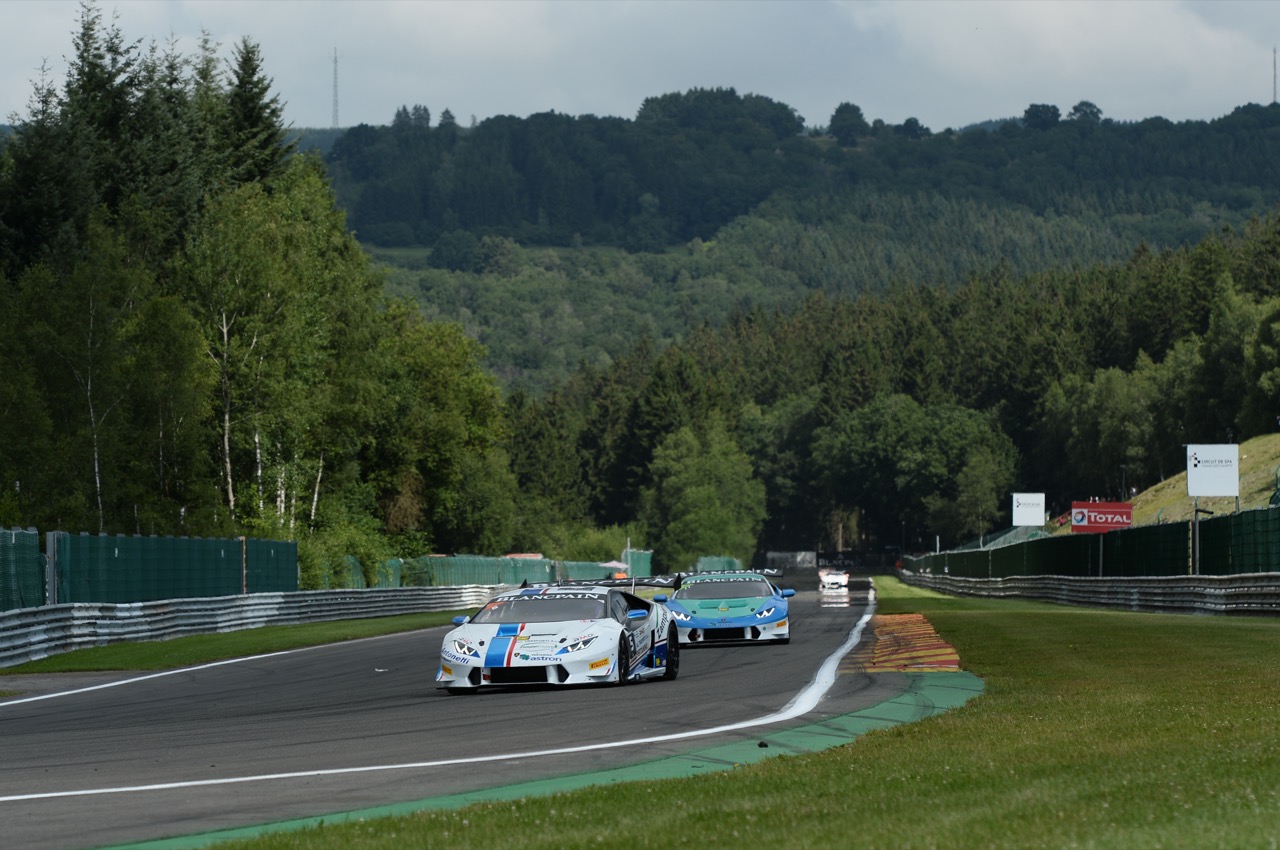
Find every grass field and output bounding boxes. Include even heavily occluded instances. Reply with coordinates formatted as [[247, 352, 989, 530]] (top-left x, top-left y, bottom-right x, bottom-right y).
[[12, 578, 1277, 849]]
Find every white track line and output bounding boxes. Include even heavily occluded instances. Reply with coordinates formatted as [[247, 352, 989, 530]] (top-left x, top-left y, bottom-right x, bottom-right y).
[[1, 591, 875, 803]]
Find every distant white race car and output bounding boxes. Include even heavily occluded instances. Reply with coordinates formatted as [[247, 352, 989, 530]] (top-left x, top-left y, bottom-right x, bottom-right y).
[[818, 568, 850, 590], [436, 584, 680, 692]]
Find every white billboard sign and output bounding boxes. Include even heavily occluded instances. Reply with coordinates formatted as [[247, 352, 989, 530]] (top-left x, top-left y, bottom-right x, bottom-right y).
[[1011, 492, 1046, 527], [1186, 444, 1239, 497]]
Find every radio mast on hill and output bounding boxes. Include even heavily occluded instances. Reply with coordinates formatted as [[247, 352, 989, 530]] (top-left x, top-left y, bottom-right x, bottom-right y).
[[332, 47, 340, 128]]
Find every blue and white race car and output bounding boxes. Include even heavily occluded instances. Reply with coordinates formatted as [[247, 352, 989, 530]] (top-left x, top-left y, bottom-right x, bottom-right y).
[[664, 571, 795, 645], [436, 584, 680, 692]]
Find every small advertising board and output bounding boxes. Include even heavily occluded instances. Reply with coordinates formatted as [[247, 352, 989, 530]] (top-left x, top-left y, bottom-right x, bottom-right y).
[[1070, 501, 1132, 534], [1011, 492, 1046, 527], [1186, 444, 1239, 497]]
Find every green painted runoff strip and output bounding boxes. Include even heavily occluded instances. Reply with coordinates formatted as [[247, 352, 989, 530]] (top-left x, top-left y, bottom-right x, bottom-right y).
[[102, 671, 983, 850]]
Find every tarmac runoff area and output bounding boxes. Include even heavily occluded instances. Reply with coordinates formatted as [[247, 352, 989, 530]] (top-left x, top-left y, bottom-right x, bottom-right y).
[[104, 611, 983, 850]]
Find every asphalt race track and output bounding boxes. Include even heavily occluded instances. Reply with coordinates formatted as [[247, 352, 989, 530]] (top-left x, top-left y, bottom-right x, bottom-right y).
[[0, 576, 901, 850]]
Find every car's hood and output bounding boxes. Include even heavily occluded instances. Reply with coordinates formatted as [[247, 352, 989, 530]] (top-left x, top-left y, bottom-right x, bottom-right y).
[[448, 619, 613, 651], [671, 596, 776, 614]]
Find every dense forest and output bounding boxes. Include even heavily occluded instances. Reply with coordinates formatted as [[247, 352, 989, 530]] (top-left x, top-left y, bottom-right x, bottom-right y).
[[324, 91, 1280, 393], [5, 4, 1280, 578], [0, 7, 514, 584]]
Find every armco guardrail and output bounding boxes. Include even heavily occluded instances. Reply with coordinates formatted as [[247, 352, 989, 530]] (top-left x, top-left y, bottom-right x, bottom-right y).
[[898, 570, 1280, 616], [0, 586, 498, 669]]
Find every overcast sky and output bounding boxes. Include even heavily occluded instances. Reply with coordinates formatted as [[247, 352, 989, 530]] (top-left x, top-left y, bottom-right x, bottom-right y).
[[3, 0, 1279, 133]]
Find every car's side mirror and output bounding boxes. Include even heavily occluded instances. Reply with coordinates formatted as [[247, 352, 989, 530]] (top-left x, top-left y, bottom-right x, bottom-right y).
[[782, 589, 796, 598], [653, 594, 668, 603], [452, 615, 468, 625], [627, 609, 647, 620]]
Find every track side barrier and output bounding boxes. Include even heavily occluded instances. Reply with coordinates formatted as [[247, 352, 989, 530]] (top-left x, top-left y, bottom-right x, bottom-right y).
[[897, 570, 1280, 616], [0, 585, 499, 669]]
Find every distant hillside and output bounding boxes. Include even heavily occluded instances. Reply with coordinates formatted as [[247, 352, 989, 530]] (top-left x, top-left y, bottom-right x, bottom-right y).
[[317, 91, 1280, 392], [293, 127, 345, 157], [1132, 433, 1280, 525]]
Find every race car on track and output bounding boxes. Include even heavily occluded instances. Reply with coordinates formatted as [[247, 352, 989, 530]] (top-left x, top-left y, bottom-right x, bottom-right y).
[[663, 571, 795, 645], [818, 567, 850, 590], [436, 584, 680, 692]]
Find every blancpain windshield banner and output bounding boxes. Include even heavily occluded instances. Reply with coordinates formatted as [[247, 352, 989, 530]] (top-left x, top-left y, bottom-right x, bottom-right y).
[[1011, 492, 1045, 526], [1186, 444, 1239, 497]]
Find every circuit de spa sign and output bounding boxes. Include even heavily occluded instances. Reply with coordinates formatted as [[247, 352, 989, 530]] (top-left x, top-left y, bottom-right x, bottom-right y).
[[1070, 501, 1133, 533]]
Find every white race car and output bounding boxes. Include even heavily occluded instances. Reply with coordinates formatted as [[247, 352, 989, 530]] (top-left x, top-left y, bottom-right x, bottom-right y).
[[436, 584, 680, 692], [818, 568, 850, 590]]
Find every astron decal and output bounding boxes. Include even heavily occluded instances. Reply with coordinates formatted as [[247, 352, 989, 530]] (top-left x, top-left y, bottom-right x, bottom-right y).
[[1070, 501, 1132, 533]]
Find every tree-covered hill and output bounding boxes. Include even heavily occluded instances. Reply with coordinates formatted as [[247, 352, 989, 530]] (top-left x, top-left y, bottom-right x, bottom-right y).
[[0, 6, 517, 581], [9, 3, 1280, 575], [323, 91, 1280, 392]]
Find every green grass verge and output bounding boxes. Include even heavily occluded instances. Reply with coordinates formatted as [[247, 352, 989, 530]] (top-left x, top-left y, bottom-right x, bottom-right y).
[[0, 611, 466, 676], [190, 575, 1280, 850]]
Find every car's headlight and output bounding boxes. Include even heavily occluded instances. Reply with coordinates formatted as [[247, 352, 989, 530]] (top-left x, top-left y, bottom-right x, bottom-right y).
[[755, 606, 776, 619], [451, 639, 480, 658], [559, 635, 598, 653], [670, 610, 692, 622]]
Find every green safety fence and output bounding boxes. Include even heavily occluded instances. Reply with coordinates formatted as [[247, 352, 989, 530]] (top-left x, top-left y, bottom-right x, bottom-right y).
[[1199, 508, 1280, 574], [396, 555, 661, 587], [622, 549, 653, 577], [1, 528, 43, 612], [50, 532, 297, 604], [399, 555, 557, 587], [693, 555, 742, 573], [1102, 521, 1190, 577], [908, 506, 1280, 579], [561, 560, 625, 581]]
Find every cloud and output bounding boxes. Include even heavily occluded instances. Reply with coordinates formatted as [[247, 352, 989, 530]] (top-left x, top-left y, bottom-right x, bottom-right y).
[[3, 0, 1278, 132], [837, 0, 1276, 126]]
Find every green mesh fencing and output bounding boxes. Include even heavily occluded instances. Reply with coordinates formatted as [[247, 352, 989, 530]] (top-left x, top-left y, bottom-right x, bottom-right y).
[[693, 556, 742, 573], [50, 532, 297, 603], [1103, 522, 1190, 577], [908, 510, 1270, 580], [622, 549, 653, 577], [943, 548, 991, 578], [559, 561, 619, 581], [398, 555, 556, 587], [1024, 534, 1098, 577], [1, 528, 43, 611], [1198, 509, 1280, 575], [372, 558, 402, 588]]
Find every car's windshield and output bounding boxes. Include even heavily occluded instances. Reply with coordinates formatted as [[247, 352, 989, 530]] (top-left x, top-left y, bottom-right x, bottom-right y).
[[675, 579, 774, 600], [471, 594, 607, 624]]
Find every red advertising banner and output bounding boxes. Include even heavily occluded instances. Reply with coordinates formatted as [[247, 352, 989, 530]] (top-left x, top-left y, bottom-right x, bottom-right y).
[[1070, 501, 1132, 533]]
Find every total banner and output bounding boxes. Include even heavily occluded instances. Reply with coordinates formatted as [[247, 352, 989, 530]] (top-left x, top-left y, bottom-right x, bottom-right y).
[[1071, 501, 1132, 533]]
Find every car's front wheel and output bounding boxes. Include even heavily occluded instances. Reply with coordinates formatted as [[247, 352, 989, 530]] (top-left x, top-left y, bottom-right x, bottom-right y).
[[663, 624, 680, 680], [615, 637, 632, 686]]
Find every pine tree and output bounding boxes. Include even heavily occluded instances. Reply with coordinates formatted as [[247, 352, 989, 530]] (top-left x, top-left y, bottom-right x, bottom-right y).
[[224, 37, 295, 185]]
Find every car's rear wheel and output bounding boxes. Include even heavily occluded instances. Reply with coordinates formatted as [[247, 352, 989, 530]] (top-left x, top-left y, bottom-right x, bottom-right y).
[[616, 637, 632, 685], [663, 624, 680, 680]]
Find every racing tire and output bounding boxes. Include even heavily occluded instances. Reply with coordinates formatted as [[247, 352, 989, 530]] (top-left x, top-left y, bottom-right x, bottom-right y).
[[615, 637, 632, 686], [663, 624, 680, 680]]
